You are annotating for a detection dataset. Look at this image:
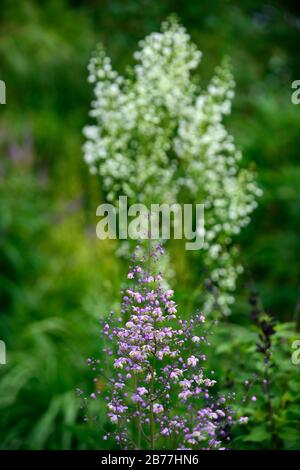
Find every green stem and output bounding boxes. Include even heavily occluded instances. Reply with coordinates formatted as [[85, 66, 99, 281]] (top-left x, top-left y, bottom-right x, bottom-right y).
[[149, 366, 155, 450], [264, 357, 282, 449], [147, 215, 155, 449], [134, 376, 142, 449]]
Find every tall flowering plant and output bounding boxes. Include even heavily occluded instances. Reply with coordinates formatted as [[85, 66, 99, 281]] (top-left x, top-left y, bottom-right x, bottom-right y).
[[83, 17, 261, 315], [85, 244, 243, 450]]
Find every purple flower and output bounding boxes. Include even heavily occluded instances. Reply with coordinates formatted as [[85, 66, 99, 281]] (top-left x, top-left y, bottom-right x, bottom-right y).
[[187, 355, 199, 367], [86, 244, 237, 450], [153, 403, 164, 414], [239, 416, 249, 424]]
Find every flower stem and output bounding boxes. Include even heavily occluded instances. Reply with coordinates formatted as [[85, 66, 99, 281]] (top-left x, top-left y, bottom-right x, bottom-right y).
[[149, 369, 155, 450]]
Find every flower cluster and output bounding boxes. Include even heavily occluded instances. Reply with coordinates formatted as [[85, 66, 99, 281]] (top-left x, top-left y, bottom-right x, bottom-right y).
[[83, 17, 262, 315], [87, 245, 241, 449]]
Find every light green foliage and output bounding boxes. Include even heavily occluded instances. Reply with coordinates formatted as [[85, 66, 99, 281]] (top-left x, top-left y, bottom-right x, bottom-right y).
[[0, 168, 118, 448]]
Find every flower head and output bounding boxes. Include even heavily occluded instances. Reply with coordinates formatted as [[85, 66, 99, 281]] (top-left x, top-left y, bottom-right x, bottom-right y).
[[88, 244, 237, 449], [83, 17, 261, 316]]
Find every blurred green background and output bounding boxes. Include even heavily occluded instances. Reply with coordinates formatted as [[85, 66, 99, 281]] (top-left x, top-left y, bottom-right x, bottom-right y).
[[0, 0, 300, 450]]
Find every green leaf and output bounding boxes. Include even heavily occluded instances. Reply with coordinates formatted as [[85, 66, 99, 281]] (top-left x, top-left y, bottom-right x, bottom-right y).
[[243, 425, 270, 443]]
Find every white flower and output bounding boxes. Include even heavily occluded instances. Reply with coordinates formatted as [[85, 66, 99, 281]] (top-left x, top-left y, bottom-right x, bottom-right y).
[[83, 18, 260, 315]]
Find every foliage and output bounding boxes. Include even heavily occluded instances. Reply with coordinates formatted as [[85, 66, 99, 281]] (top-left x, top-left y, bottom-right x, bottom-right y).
[[0, 162, 119, 449], [0, 0, 300, 450]]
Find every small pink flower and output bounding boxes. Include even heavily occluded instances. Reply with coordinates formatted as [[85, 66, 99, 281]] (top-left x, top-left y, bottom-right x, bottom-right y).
[[239, 416, 249, 424], [187, 355, 199, 367], [153, 403, 164, 414], [165, 289, 174, 299]]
